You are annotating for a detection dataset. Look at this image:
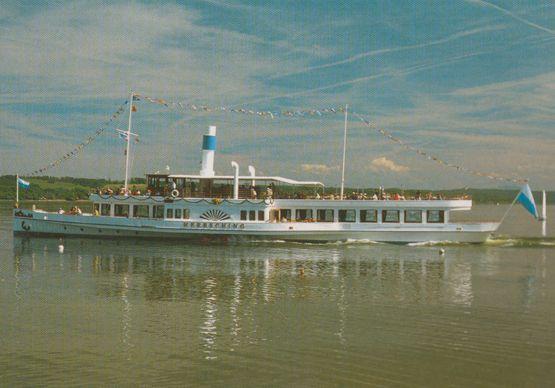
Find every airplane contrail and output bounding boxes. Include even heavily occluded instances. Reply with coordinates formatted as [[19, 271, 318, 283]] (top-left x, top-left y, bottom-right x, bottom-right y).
[[241, 51, 486, 106], [269, 25, 504, 80], [466, 0, 555, 35]]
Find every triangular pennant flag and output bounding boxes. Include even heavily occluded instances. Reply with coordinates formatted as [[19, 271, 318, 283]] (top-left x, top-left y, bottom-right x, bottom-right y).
[[517, 184, 538, 219]]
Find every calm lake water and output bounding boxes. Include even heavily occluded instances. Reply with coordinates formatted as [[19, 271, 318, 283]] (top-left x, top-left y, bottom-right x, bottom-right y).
[[1, 202, 554, 386]]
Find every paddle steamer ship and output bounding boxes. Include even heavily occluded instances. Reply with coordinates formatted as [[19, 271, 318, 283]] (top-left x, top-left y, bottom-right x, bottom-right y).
[[13, 125, 498, 242]]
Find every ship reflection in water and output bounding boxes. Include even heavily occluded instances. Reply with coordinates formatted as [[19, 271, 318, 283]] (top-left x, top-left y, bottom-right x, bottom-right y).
[[5, 236, 555, 386]]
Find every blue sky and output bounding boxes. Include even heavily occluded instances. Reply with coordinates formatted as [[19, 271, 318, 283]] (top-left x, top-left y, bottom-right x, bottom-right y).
[[1, 0, 554, 189]]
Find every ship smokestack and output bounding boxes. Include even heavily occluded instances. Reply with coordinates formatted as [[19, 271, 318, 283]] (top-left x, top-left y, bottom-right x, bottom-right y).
[[231, 161, 239, 199], [199, 125, 216, 176]]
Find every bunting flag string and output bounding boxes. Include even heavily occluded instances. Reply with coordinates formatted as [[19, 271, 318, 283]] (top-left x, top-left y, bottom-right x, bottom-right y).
[[23, 101, 129, 177], [353, 113, 528, 184], [134, 93, 345, 119], [21, 91, 528, 186]]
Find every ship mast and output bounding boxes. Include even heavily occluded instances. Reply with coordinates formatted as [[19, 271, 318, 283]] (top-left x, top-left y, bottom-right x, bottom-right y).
[[124, 91, 134, 192], [340, 104, 348, 200]]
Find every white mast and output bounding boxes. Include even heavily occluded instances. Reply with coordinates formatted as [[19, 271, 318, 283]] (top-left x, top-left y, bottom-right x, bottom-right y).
[[340, 104, 348, 200], [541, 190, 547, 237], [124, 91, 134, 192], [16, 174, 19, 205]]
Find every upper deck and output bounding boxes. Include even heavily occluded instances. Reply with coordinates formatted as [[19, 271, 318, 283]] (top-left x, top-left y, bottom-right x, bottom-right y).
[[145, 173, 324, 199]]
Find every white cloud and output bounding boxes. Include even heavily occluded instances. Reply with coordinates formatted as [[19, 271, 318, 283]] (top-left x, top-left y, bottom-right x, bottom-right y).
[[0, 1, 305, 103], [369, 157, 409, 173], [300, 164, 339, 174]]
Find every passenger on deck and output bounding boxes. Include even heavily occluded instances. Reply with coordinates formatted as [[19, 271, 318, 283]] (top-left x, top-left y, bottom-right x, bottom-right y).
[[372, 192, 378, 200], [266, 185, 273, 199], [131, 186, 141, 195], [250, 186, 257, 199], [68, 206, 81, 215]]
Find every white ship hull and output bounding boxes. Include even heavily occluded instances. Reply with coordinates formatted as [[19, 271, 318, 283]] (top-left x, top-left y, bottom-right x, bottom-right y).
[[14, 210, 498, 243]]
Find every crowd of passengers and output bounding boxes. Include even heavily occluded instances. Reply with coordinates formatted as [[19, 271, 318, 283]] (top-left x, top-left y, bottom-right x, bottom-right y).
[[96, 186, 146, 196], [93, 185, 468, 201], [281, 189, 468, 201]]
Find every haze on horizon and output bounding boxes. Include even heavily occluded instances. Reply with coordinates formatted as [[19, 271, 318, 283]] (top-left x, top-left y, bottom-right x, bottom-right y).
[[1, 0, 554, 190]]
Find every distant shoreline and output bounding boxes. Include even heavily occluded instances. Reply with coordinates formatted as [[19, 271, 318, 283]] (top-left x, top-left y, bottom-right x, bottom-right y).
[[0, 199, 90, 202], [0, 175, 552, 204]]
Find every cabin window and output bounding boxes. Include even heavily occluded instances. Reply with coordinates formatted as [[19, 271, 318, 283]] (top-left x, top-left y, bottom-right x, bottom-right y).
[[153, 205, 164, 219], [404, 210, 422, 223], [100, 203, 111, 216], [175, 209, 182, 219], [427, 210, 445, 223], [360, 209, 377, 223], [382, 210, 400, 223], [166, 208, 174, 219], [338, 209, 356, 222], [258, 210, 265, 221], [317, 209, 334, 222], [240, 210, 247, 221], [280, 209, 292, 222], [295, 209, 313, 221], [93, 203, 100, 214], [114, 204, 129, 217], [133, 205, 149, 218], [248, 210, 256, 221], [183, 209, 190, 220]]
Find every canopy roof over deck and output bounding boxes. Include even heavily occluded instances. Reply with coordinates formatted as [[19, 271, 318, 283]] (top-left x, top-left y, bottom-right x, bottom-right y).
[[164, 174, 325, 187]]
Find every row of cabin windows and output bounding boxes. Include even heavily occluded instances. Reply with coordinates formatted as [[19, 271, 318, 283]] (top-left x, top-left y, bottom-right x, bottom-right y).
[[240, 210, 265, 221], [95, 204, 444, 223], [166, 208, 190, 219], [95, 204, 190, 219], [275, 209, 444, 223]]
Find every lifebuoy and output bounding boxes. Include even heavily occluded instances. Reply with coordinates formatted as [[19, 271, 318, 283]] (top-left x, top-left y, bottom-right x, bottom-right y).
[[171, 189, 179, 198]]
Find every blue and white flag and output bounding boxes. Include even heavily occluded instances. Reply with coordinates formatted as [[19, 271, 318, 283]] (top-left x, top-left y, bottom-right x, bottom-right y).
[[517, 184, 538, 219], [118, 131, 129, 141], [17, 177, 30, 189], [115, 128, 139, 142]]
